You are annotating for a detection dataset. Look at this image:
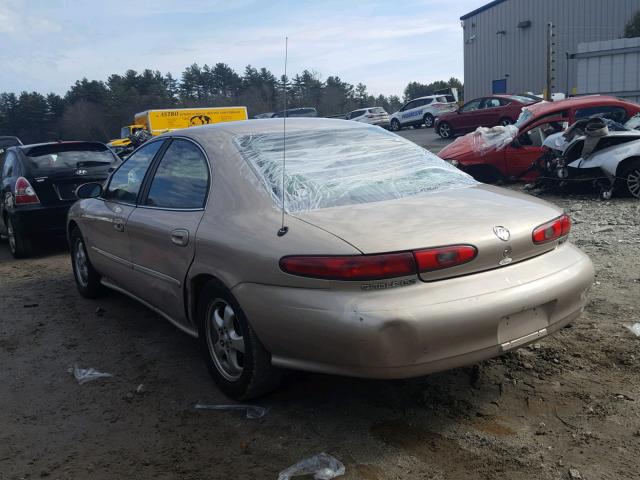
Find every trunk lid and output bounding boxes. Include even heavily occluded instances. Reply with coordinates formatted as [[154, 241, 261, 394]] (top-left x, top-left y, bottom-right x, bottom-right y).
[[294, 184, 566, 281], [29, 167, 110, 205]]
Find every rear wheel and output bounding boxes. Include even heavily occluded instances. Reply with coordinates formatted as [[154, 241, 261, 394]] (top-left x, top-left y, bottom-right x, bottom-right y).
[[198, 281, 282, 400], [390, 119, 401, 131], [70, 228, 103, 298], [423, 113, 435, 128], [438, 122, 454, 139], [6, 217, 32, 258], [619, 159, 640, 199]]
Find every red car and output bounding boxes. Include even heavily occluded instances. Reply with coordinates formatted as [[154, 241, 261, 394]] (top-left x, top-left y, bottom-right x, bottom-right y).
[[435, 94, 538, 139], [438, 95, 640, 183]]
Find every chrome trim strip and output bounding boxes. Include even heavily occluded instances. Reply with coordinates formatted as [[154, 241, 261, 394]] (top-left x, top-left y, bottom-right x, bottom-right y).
[[91, 246, 132, 268], [100, 278, 198, 338], [133, 263, 182, 287]]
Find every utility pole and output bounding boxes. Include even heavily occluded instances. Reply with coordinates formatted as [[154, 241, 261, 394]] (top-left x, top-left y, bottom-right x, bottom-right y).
[[546, 22, 556, 100]]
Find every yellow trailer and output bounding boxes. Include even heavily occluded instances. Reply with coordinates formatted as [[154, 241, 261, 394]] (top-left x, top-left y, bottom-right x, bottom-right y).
[[134, 107, 248, 136]]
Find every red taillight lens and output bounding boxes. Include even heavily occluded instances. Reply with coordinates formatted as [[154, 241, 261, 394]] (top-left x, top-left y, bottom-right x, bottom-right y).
[[279, 253, 416, 280], [413, 245, 477, 273], [15, 177, 40, 205], [532, 215, 571, 244]]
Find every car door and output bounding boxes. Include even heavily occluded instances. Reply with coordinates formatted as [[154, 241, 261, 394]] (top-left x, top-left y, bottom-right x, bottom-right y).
[[125, 137, 210, 326], [505, 115, 567, 179], [82, 140, 165, 290], [399, 100, 420, 125], [455, 98, 484, 131]]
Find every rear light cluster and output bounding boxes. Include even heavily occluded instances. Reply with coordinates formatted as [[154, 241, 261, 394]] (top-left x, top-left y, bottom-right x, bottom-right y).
[[280, 245, 477, 281], [532, 215, 571, 244], [15, 177, 40, 205]]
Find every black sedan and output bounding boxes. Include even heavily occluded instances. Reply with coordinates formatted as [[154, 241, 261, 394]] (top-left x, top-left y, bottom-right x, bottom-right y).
[[0, 141, 119, 258]]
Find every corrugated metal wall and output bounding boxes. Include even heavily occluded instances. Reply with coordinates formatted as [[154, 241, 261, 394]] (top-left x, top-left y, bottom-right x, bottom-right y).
[[576, 37, 640, 103], [462, 0, 640, 100]]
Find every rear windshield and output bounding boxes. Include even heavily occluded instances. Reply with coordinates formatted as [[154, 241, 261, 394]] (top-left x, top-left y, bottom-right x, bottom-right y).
[[437, 95, 456, 103], [25, 143, 115, 173], [234, 126, 476, 212], [508, 95, 538, 104], [369, 107, 386, 114]]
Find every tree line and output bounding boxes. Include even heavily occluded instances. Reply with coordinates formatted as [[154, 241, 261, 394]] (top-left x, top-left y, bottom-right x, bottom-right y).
[[0, 63, 462, 144]]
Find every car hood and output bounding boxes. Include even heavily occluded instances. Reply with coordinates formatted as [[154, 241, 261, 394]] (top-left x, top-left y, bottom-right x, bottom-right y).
[[438, 134, 475, 160], [294, 184, 565, 281]]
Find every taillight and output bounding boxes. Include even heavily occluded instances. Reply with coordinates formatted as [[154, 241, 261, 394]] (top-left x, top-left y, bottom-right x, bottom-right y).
[[413, 245, 477, 273], [280, 244, 478, 280], [15, 177, 40, 205], [532, 215, 571, 244], [279, 253, 416, 281]]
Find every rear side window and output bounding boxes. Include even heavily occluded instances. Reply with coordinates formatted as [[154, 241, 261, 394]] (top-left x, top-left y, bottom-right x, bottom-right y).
[[145, 139, 209, 209], [23, 143, 116, 173], [575, 106, 627, 123], [105, 140, 164, 204]]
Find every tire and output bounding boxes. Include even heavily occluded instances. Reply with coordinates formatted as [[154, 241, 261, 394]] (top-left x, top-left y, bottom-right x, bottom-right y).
[[390, 119, 401, 131], [423, 113, 435, 128], [6, 216, 32, 258], [438, 122, 454, 139], [198, 281, 282, 400], [499, 117, 513, 126], [619, 159, 640, 199], [70, 227, 104, 298]]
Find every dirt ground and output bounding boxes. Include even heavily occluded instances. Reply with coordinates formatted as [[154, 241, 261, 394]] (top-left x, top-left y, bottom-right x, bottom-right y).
[[1, 188, 639, 480]]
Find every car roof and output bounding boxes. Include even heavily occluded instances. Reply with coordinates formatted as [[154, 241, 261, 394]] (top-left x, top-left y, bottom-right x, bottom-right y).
[[524, 95, 628, 116], [166, 118, 374, 141]]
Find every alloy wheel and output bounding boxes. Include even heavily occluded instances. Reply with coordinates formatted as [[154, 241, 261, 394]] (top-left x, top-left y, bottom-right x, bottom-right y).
[[206, 299, 245, 381], [424, 115, 434, 127], [627, 168, 640, 198], [74, 238, 90, 288], [390, 120, 400, 131], [439, 123, 452, 138]]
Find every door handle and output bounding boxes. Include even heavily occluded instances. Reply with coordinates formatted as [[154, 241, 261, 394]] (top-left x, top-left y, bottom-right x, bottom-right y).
[[170, 229, 189, 247], [113, 220, 125, 232]]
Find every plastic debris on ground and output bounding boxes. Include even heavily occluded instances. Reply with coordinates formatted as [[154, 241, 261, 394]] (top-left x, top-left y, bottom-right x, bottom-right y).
[[469, 125, 519, 155], [278, 452, 345, 480], [68, 365, 113, 385], [194, 403, 267, 419], [625, 323, 640, 337]]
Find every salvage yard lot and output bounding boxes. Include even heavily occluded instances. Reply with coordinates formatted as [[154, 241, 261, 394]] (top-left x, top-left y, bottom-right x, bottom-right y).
[[1, 188, 639, 480]]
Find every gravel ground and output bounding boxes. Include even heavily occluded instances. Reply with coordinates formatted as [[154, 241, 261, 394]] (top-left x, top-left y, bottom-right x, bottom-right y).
[[1, 187, 639, 480]]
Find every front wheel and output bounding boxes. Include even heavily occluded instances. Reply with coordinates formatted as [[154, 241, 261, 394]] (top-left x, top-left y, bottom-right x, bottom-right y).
[[390, 119, 401, 131], [198, 281, 282, 400], [423, 113, 435, 128], [620, 159, 640, 199], [70, 228, 104, 298], [438, 122, 454, 139], [6, 217, 32, 258]]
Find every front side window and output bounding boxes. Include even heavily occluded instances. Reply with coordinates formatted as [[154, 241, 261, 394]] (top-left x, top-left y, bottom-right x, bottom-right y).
[[401, 101, 415, 111], [145, 139, 209, 209], [461, 99, 482, 112], [104, 140, 164, 203], [234, 126, 477, 212]]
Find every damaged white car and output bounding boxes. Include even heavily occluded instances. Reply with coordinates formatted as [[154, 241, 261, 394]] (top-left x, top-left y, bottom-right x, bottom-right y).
[[534, 117, 640, 199]]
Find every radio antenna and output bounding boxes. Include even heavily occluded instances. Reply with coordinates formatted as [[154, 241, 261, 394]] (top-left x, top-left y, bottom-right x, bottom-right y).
[[277, 36, 289, 237]]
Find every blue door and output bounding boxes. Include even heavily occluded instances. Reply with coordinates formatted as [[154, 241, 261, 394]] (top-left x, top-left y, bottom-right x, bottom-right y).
[[492, 79, 507, 94]]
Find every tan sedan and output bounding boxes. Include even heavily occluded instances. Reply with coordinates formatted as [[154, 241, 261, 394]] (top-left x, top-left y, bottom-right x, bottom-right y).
[[68, 119, 594, 399]]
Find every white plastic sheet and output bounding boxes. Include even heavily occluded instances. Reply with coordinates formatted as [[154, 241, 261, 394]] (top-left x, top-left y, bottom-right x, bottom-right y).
[[68, 365, 112, 385], [469, 125, 519, 155], [234, 126, 476, 212], [278, 452, 345, 480], [193, 403, 267, 419]]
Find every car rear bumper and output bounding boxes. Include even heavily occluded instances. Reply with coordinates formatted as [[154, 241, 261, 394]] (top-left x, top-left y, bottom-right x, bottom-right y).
[[9, 204, 72, 235], [233, 243, 594, 379]]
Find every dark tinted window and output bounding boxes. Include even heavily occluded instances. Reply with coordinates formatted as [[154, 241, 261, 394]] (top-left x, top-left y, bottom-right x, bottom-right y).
[[401, 101, 416, 111], [461, 99, 482, 112], [105, 140, 164, 203], [23, 143, 116, 174], [575, 105, 627, 123], [145, 139, 209, 209]]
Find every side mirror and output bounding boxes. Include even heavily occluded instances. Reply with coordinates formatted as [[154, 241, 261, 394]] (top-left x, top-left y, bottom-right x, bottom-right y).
[[76, 182, 103, 199]]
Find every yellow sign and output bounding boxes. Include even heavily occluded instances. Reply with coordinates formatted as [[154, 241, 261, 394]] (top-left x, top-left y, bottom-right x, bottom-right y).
[[135, 107, 248, 135]]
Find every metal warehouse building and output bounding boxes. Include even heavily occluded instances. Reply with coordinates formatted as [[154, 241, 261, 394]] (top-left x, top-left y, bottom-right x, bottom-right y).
[[461, 0, 640, 100]]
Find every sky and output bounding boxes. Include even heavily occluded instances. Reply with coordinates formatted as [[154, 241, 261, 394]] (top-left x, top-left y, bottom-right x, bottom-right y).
[[0, 0, 490, 98]]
